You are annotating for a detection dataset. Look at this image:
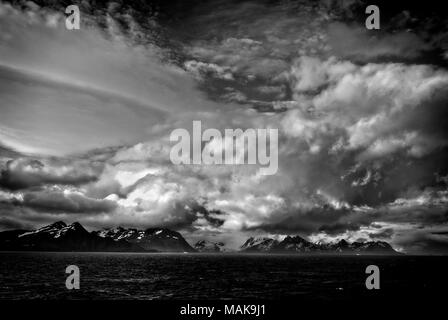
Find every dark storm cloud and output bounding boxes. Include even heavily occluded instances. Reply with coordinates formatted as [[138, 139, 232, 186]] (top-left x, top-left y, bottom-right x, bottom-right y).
[[236, 185, 448, 241], [318, 222, 363, 236], [0, 215, 30, 231], [395, 229, 448, 254], [188, 203, 225, 228], [343, 148, 448, 207], [0, 201, 48, 231], [0, 144, 22, 158], [0, 158, 101, 190], [370, 228, 394, 239], [166, 202, 226, 230], [327, 22, 430, 61], [243, 206, 352, 235], [21, 190, 116, 214]]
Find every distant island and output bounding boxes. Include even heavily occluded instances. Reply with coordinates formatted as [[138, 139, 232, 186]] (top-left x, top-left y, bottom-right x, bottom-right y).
[[0, 221, 399, 255]]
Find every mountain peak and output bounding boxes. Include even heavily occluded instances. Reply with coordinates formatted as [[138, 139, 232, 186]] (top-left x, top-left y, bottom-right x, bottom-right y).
[[18, 221, 67, 237], [285, 235, 307, 242], [52, 222, 89, 238], [241, 235, 398, 255], [1, 221, 145, 252], [66, 222, 87, 231], [93, 226, 195, 252], [36, 221, 67, 232], [241, 236, 278, 252], [47, 221, 67, 229]]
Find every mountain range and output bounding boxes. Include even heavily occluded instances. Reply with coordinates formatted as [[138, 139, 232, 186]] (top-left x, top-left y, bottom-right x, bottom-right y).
[[0, 221, 144, 252], [0, 221, 192, 252], [0, 221, 398, 254], [93, 226, 195, 252], [240, 236, 398, 254]]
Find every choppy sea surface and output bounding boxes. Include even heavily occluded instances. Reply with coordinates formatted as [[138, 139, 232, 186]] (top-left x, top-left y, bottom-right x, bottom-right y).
[[0, 252, 446, 300]]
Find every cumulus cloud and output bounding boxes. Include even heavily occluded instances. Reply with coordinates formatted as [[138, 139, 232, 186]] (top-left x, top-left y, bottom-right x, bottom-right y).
[[184, 60, 235, 81], [283, 56, 448, 162]]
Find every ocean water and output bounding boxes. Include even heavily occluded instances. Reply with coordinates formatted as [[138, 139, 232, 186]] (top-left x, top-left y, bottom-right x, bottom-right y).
[[0, 252, 446, 300]]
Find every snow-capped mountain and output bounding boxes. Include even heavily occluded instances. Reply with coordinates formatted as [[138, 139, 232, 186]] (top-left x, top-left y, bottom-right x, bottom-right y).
[[0, 222, 194, 252], [240, 237, 280, 252], [93, 227, 196, 252], [194, 240, 225, 252], [346, 240, 396, 253], [240, 235, 398, 254], [274, 235, 319, 253], [0, 221, 397, 254], [0, 221, 145, 252], [18, 221, 88, 240]]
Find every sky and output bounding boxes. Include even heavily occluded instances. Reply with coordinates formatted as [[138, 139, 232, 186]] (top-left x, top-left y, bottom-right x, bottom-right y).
[[1, 0, 448, 253]]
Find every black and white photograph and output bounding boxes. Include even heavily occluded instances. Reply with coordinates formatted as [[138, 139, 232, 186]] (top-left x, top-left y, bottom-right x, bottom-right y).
[[0, 0, 448, 316]]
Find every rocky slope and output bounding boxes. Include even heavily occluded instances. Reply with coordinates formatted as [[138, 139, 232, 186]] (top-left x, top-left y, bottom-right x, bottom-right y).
[[240, 237, 280, 252], [94, 226, 195, 252]]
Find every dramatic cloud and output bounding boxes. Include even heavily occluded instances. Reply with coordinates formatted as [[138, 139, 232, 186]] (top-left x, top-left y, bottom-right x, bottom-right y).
[[1, 0, 447, 253], [0, 1, 221, 155], [21, 188, 116, 214], [0, 158, 101, 190], [327, 23, 430, 61]]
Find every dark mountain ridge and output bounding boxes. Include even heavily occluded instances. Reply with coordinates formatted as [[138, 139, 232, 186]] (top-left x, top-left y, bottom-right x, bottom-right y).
[[93, 226, 196, 252], [240, 235, 399, 255], [0, 222, 197, 252], [0, 221, 145, 252], [0, 222, 398, 254]]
